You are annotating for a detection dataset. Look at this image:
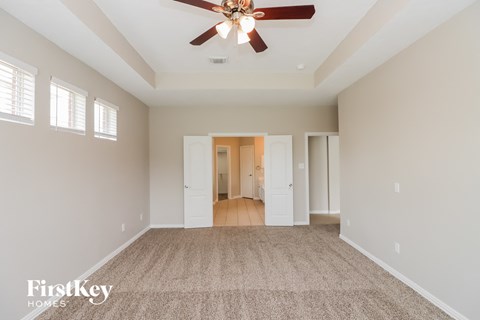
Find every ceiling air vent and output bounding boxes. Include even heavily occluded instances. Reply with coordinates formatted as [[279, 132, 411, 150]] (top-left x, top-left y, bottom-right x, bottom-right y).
[[209, 56, 228, 64]]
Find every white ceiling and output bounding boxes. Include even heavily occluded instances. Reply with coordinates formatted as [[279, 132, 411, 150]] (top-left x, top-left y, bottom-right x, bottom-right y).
[[0, 0, 476, 108], [94, 0, 376, 73]]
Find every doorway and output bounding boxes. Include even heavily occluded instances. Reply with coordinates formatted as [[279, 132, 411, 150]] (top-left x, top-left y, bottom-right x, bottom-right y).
[[183, 134, 294, 228], [305, 132, 340, 225], [215, 145, 231, 202], [212, 137, 265, 226]]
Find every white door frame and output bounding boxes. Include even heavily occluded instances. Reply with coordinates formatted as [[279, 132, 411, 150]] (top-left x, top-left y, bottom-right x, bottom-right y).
[[215, 145, 231, 202], [304, 132, 339, 225], [240, 145, 255, 198], [209, 133, 268, 137]]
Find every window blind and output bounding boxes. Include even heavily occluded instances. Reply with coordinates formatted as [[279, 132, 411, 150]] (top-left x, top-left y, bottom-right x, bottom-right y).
[[0, 55, 36, 125], [50, 78, 87, 134], [94, 98, 118, 141]]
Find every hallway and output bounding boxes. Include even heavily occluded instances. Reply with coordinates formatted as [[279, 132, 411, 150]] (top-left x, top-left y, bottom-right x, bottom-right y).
[[214, 198, 265, 226]]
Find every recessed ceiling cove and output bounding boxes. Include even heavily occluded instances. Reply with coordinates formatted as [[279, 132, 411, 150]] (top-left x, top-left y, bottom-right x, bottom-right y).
[[0, 0, 475, 107], [93, 0, 376, 73]]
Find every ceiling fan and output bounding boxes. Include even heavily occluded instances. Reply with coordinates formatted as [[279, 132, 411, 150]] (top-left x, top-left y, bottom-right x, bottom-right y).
[[174, 0, 315, 53]]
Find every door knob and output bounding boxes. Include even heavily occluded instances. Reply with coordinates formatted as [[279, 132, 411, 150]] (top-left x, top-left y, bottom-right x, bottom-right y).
[[289, 183, 293, 188], [249, 174, 252, 177], [185, 185, 189, 189]]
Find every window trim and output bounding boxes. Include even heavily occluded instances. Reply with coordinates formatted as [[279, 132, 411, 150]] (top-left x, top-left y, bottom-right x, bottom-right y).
[[50, 77, 88, 135], [0, 51, 37, 126], [0, 51, 38, 75], [94, 98, 118, 141], [50, 76, 88, 97]]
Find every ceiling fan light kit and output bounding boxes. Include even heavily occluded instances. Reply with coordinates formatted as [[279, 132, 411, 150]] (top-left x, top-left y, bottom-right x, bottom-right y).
[[174, 0, 315, 53], [237, 28, 251, 44], [215, 20, 232, 39]]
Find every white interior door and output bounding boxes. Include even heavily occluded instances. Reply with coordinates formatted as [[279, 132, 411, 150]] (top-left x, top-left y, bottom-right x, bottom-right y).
[[184, 136, 213, 228], [264, 136, 294, 226], [240, 145, 254, 198]]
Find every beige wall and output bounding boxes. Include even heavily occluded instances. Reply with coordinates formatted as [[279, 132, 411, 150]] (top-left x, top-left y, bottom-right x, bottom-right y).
[[0, 10, 150, 320], [338, 2, 480, 319], [150, 105, 338, 225], [327, 136, 340, 213]]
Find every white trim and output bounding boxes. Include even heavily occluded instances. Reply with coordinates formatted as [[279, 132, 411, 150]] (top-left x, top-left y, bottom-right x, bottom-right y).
[[253, 197, 261, 201], [51, 125, 86, 136], [339, 234, 470, 320], [209, 132, 268, 137], [229, 195, 242, 200], [95, 97, 120, 111], [294, 220, 309, 226], [310, 210, 341, 214], [51, 76, 88, 97], [304, 132, 340, 225], [0, 111, 34, 126], [310, 210, 330, 214], [150, 224, 185, 228], [95, 133, 117, 141], [0, 51, 38, 75], [20, 226, 150, 320]]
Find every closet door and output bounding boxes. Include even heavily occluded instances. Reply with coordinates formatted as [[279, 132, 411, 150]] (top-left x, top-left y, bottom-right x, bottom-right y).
[[328, 136, 341, 213], [264, 135, 294, 226], [184, 136, 213, 228]]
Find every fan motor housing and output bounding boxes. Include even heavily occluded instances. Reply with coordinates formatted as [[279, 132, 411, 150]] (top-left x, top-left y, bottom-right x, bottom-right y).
[[221, 0, 254, 17]]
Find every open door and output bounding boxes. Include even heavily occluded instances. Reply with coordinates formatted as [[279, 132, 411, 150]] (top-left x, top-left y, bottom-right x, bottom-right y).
[[184, 136, 213, 228], [264, 135, 294, 226]]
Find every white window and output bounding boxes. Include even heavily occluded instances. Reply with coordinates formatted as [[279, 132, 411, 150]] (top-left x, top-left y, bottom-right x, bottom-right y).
[[0, 52, 37, 125], [50, 77, 87, 134], [94, 98, 118, 141]]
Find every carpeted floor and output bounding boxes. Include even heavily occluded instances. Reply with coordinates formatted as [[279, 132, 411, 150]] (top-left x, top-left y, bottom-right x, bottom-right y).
[[38, 225, 451, 320]]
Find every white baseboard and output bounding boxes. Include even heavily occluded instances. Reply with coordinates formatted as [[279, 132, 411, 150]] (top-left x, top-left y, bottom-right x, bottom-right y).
[[310, 210, 330, 214], [21, 226, 150, 320], [294, 220, 309, 226], [339, 234, 469, 320], [253, 197, 261, 201], [150, 224, 184, 228], [310, 210, 340, 215], [229, 195, 242, 200]]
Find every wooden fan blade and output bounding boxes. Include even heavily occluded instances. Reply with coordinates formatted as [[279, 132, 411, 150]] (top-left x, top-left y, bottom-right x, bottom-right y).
[[174, 0, 219, 12], [254, 5, 315, 20], [190, 24, 219, 45], [249, 29, 268, 53]]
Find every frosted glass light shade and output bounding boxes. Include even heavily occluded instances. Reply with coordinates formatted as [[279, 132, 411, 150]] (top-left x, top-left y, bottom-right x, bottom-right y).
[[237, 29, 250, 44], [239, 16, 255, 33], [216, 20, 233, 39]]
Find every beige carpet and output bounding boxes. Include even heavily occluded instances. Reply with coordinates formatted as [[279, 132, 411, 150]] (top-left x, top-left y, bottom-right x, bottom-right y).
[[38, 225, 451, 320]]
